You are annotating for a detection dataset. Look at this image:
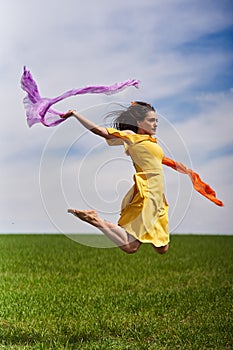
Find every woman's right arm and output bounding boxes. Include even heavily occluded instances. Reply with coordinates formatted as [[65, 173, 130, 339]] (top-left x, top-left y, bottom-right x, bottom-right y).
[[61, 110, 111, 139]]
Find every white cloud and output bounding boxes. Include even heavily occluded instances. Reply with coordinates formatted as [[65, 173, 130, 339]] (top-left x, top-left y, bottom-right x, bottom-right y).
[[174, 89, 233, 162]]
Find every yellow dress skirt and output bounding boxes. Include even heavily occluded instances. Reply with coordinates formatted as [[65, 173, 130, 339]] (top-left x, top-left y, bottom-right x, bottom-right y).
[[106, 128, 169, 248]]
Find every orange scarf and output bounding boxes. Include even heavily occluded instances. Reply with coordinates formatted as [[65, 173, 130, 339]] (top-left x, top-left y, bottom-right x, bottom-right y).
[[162, 157, 224, 206]]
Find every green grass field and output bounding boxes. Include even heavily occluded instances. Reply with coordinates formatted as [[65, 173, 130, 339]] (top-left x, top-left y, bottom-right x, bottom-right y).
[[0, 234, 232, 350]]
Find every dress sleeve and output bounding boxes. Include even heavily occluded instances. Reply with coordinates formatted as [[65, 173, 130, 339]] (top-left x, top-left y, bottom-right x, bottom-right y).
[[105, 127, 155, 147], [105, 128, 134, 146]]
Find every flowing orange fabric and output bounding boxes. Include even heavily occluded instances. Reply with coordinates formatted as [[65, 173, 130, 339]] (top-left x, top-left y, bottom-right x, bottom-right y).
[[162, 157, 224, 207]]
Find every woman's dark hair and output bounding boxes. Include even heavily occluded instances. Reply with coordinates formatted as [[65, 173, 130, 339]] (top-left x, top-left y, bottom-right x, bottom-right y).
[[112, 101, 155, 133]]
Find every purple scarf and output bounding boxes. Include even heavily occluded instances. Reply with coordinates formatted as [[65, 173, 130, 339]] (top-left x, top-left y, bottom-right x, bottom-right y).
[[21, 66, 139, 127]]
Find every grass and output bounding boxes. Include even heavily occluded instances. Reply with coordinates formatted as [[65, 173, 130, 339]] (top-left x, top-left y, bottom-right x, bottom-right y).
[[0, 234, 232, 349]]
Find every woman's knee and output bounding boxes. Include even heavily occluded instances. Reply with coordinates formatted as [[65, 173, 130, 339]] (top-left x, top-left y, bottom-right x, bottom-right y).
[[120, 241, 141, 254], [154, 244, 169, 254]]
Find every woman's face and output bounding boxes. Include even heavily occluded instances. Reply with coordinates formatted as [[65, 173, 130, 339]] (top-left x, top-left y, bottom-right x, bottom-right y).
[[137, 111, 158, 135]]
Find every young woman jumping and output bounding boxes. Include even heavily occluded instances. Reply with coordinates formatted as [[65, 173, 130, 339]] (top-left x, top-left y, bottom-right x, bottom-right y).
[[62, 102, 169, 254]]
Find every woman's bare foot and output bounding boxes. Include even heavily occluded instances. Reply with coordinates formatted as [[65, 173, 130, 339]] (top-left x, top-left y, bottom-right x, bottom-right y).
[[68, 209, 101, 227]]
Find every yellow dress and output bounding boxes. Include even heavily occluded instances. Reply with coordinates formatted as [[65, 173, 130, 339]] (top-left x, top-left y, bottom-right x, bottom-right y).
[[106, 128, 169, 248]]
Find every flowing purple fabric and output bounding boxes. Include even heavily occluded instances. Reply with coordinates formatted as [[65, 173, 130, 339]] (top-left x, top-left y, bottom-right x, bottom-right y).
[[21, 66, 140, 127]]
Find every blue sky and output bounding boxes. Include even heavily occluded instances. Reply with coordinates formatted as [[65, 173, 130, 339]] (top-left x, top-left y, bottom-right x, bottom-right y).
[[0, 0, 232, 238]]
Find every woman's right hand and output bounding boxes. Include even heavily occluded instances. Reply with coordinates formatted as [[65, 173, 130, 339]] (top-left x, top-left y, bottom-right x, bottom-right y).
[[60, 110, 75, 119]]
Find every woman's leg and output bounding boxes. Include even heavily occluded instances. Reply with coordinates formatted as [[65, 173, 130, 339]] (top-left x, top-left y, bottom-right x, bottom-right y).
[[68, 209, 142, 254]]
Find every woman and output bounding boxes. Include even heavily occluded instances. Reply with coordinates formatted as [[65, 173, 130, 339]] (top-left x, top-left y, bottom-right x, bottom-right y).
[[62, 101, 169, 254]]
